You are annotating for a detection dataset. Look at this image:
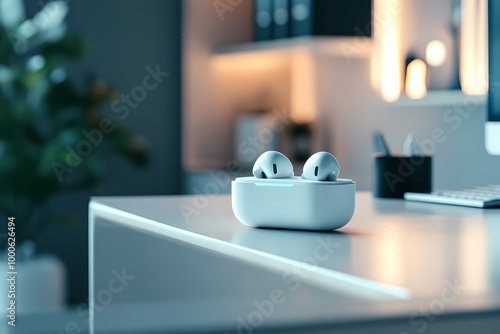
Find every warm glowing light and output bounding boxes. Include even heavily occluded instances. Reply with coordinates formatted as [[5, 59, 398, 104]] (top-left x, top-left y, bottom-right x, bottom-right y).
[[212, 51, 287, 72], [373, 0, 402, 102], [426, 40, 446, 67], [405, 59, 427, 99], [290, 49, 316, 123], [373, 221, 405, 286], [460, 0, 488, 95], [459, 221, 489, 294]]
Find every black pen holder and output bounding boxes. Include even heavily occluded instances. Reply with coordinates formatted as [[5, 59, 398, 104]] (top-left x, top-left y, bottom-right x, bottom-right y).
[[373, 155, 432, 198]]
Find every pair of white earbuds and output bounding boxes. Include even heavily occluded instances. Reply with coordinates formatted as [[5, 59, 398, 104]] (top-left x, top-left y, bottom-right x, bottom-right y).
[[253, 151, 340, 181]]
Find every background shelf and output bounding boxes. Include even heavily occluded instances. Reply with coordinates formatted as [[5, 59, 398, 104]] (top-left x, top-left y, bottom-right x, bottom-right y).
[[214, 36, 372, 58], [388, 90, 487, 108]]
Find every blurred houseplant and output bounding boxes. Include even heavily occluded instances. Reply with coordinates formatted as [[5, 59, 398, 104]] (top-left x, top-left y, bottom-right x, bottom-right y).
[[0, 0, 149, 247]]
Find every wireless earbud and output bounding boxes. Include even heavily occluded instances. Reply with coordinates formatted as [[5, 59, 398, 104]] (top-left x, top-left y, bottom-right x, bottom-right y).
[[233, 150, 355, 230], [301, 152, 340, 181], [253, 151, 294, 179]]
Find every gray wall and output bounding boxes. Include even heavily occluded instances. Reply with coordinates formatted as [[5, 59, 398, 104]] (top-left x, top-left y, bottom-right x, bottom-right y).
[[64, 0, 182, 196]]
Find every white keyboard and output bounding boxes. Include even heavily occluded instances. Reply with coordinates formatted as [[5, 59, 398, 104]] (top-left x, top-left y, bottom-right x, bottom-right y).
[[404, 185, 500, 208]]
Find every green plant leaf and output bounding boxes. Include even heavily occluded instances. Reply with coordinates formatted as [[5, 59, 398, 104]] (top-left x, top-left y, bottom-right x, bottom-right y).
[[41, 33, 86, 60]]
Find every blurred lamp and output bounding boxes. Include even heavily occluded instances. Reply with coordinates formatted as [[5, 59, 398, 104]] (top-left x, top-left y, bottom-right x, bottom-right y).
[[460, 0, 488, 95], [372, 0, 402, 102], [426, 40, 446, 67], [405, 59, 427, 99]]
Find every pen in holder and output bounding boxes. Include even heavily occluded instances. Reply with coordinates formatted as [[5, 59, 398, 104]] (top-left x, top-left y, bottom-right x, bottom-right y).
[[373, 154, 432, 198]]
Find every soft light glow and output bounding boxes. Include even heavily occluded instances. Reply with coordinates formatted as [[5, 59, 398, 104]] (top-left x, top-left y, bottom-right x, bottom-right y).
[[26, 55, 46, 72], [426, 40, 446, 67], [373, 0, 402, 102], [381, 38, 401, 102], [460, 0, 488, 95], [373, 221, 405, 287], [459, 221, 489, 294], [405, 59, 427, 99], [290, 49, 316, 123], [212, 51, 286, 72]]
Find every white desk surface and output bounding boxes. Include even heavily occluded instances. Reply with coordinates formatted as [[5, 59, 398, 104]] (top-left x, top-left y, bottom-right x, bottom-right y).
[[89, 191, 500, 333]]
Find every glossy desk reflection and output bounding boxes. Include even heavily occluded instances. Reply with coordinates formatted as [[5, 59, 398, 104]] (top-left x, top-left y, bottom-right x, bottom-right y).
[[89, 192, 500, 333]]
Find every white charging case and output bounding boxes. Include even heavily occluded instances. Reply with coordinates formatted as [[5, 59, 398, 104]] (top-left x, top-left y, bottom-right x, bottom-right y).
[[231, 177, 355, 231]]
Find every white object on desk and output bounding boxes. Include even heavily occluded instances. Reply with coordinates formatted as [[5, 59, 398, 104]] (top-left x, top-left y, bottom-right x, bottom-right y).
[[231, 176, 355, 230], [405, 185, 500, 208]]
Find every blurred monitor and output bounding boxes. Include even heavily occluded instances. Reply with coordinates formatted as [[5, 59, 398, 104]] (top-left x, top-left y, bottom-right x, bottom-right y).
[[487, 0, 500, 154]]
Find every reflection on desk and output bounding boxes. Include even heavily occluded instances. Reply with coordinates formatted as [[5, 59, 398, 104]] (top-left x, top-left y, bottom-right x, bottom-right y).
[[89, 192, 500, 334]]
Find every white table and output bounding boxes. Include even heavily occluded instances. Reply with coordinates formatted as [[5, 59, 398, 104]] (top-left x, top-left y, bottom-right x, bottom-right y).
[[89, 192, 500, 333]]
